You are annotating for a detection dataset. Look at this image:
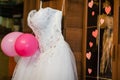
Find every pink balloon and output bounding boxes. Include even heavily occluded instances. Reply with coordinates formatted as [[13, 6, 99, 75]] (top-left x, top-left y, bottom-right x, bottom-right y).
[[15, 33, 39, 57], [1, 32, 23, 57]]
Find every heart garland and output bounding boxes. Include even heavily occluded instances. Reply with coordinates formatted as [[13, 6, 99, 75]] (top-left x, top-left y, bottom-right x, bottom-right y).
[[86, 52, 92, 60], [100, 18, 105, 25], [89, 41, 93, 48], [92, 11, 95, 16], [92, 29, 98, 38], [88, 68, 92, 74], [105, 6, 111, 15]]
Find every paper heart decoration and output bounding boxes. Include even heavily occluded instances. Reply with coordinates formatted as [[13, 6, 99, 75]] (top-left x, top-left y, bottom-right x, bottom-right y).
[[105, 6, 111, 15], [92, 11, 95, 16], [88, 0, 94, 8], [86, 52, 92, 60], [100, 18, 104, 25], [92, 29, 98, 38], [89, 41, 93, 48], [88, 68, 92, 74]]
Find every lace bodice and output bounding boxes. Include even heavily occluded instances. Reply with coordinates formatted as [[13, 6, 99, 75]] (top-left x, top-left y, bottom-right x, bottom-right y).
[[27, 7, 64, 52]]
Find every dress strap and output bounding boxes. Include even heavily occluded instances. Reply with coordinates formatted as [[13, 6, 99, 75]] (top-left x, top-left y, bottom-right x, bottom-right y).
[[40, 0, 43, 9], [61, 0, 65, 12]]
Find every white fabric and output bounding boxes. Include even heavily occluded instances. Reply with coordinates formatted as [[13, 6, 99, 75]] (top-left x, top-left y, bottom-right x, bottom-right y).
[[12, 7, 78, 80]]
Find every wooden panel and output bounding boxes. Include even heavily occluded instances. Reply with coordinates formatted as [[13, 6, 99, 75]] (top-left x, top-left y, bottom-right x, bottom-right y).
[[74, 52, 82, 79], [63, 0, 84, 80], [118, 5, 120, 80], [113, 0, 119, 80], [64, 27, 82, 79], [8, 57, 16, 78], [82, 0, 88, 79], [64, 27, 82, 80], [64, 28, 82, 52], [49, 0, 63, 10], [64, 0, 84, 28], [119, 8, 120, 44], [118, 44, 120, 79]]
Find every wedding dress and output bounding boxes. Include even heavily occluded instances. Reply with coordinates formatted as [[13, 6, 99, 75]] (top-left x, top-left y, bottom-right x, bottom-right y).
[[12, 1, 78, 80]]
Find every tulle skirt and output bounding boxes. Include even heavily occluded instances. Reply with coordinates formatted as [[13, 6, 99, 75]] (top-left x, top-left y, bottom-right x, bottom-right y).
[[11, 40, 78, 80]]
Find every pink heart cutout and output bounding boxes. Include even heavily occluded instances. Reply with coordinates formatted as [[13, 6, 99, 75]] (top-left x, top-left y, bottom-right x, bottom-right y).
[[92, 29, 98, 38], [88, 68, 92, 74], [89, 41, 93, 48], [92, 11, 95, 16], [105, 6, 111, 15], [88, 0, 94, 8], [86, 52, 92, 60], [100, 18, 104, 25]]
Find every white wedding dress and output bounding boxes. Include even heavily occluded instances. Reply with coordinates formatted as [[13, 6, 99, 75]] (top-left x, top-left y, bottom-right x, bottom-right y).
[[11, 7, 78, 80]]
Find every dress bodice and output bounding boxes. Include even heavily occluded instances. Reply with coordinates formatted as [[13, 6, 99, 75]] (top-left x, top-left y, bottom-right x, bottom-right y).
[[27, 7, 64, 52]]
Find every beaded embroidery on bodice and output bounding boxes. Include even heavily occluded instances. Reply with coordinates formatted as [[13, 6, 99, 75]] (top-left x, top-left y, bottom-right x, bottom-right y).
[[27, 7, 64, 53]]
